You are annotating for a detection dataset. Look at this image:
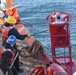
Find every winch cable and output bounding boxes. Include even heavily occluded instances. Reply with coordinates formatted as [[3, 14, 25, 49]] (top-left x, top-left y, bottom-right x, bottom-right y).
[[22, 22, 37, 29], [31, 29, 49, 36], [51, 55, 72, 74], [63, 24, 72, 75], [64, 24, 69, 70], [56, 24, 71, 74]]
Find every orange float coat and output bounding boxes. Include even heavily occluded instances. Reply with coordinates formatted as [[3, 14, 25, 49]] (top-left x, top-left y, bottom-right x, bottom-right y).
[[1, 25, 13, 42], [0, 47, 15, 64]]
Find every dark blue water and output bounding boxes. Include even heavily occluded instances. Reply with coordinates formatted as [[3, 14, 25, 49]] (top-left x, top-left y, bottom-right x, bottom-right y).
[[15, 0, 76, 59]]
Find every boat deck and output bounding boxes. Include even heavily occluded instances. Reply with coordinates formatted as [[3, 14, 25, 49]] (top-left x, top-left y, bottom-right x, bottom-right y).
[[0, 64, 29, 75], [0, 66, 29, 75]]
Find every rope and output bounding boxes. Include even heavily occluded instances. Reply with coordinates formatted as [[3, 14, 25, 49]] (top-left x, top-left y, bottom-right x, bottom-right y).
[[53, 24, 72, 75], [31, 29, 49, 36], [19, 40, 44, 71], [52, 56, 72, 74], [20, 40, 45, 58], [63, 24, 72, 75], [64, 24, 69, 70]]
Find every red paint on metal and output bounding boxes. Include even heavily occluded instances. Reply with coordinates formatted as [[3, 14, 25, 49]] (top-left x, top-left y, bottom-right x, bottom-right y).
[[38, 52, 51, 65], [46, 12, 73, 75], [47, 63, 67, 75], [29, 65, 46, 75]]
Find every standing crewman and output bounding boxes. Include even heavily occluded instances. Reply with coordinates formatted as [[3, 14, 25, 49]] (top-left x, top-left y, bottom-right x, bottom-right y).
[[0, 35, 18, 75], [0, 0, 8, 25], [1, 16, 30, 73]]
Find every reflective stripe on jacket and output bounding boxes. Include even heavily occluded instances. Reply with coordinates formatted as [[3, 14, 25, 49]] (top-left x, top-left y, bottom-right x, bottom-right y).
[[0, 47, 15, 64]]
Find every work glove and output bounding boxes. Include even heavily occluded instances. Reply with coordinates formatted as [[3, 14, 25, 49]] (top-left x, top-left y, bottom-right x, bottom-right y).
[[16, 49, 21, 54], [27, 34, 31, 38]]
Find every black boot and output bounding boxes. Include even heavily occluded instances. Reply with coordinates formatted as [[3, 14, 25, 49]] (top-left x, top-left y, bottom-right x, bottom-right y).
[[17, 68, 24, 73], [19, 62, 23, 66]]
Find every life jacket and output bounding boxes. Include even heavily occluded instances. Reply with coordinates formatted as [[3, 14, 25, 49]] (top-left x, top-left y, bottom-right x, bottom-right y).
[[1, 25, 13, 42], [0, 47, 15, 64]]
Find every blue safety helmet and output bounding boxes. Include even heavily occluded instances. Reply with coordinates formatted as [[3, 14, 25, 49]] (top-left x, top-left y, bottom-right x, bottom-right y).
[[6, 35, 17, 44]]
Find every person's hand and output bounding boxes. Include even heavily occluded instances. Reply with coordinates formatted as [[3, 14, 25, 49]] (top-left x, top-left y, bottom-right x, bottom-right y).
[[16, 49, 21, 54], [27, 34, 30, 38]]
